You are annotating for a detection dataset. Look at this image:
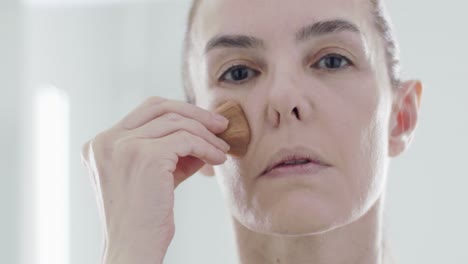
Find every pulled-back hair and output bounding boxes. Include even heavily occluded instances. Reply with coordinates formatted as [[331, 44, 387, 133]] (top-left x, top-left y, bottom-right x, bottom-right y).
[[180, 0, 401, 105]]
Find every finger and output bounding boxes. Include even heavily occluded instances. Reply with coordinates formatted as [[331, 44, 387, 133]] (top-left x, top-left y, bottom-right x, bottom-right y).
[[173, 156, 206, 188], [133, 112, 230, 153], [164, 130, 227, 166], [118, 96, 166, 130], [118, 96, 229, 133]]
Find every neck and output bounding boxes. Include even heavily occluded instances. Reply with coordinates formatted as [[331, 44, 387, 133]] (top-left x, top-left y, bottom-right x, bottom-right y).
[[232, 196, 387, 264]]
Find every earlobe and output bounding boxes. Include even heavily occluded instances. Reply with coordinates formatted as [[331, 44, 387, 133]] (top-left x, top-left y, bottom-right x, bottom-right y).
[[388, 80, 424, 157], [199, 163, 215, 177]]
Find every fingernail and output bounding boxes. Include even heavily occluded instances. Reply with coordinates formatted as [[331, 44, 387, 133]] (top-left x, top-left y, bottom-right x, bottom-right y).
[[213, 113, 229, 125], [217, 149, 227, 161], [222, 141, 231, 152]]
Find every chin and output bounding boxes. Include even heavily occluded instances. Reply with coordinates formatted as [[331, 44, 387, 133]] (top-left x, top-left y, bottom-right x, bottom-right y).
[[243, 190, 351, 236]]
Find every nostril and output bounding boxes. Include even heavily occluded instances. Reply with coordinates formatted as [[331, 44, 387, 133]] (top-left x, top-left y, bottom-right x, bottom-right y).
[[292, 107, 300, 119]]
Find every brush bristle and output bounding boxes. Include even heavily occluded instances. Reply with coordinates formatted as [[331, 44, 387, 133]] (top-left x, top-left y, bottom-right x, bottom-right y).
[[215, 101, 251, 157]]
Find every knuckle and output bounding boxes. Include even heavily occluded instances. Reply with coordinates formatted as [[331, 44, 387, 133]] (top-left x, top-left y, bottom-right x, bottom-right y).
[[146, 156, 175, 174], [174, 130, 191, 149], [193, 119, 206, 131], [175, 130, 190, 144], [145, 96, 166, 105], [195, 123, 212, 142], [181, 118, 206, 136], [174, 129, 189, 138], [92, 132, 108, 154], [191, 134, 206, 152], [202, 126, 216, 142], [92, 130, 121, 163], [163, 112, 182, 122]]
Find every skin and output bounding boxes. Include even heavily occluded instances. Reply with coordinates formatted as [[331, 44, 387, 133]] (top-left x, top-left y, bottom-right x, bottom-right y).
[[187, 0, 423, 263]]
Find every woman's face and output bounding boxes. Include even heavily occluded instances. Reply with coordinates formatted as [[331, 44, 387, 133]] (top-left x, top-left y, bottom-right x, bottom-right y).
[[190, 0, 395, 235]]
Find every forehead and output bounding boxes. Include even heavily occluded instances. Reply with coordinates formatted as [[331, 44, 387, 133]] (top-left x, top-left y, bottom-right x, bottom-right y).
[[191, 0, 372, 52]]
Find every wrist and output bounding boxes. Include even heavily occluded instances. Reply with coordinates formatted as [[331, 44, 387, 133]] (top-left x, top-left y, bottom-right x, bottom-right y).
[[105, 244, 167, 264], [105, 233, 172, 264]]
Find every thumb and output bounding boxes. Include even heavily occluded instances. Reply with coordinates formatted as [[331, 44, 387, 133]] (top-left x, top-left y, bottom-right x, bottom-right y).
[[173, 156, 205, 189]]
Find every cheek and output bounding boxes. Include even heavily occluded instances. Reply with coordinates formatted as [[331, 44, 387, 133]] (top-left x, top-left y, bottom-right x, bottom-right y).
[[214, 157, 251, 215], [354, 107, 390, 211], [331, 83, 390, 206]]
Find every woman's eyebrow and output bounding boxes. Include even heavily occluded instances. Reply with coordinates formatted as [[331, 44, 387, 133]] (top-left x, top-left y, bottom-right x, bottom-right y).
[[296, 19, 361, 43], [204, 35, 265, 55], [203, 19, 361, 55]]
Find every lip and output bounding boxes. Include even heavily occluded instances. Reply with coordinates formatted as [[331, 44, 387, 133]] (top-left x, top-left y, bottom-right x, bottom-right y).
[[259, 146, 331, 177], [261, 160, 329, 178]]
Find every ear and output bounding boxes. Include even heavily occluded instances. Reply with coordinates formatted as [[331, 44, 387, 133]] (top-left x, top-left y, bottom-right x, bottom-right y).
[[199, 163, 215, 177], [388, 80, 424, 157]]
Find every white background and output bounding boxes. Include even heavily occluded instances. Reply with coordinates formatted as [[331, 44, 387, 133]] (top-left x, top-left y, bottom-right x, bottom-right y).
[[1, 0, 467, 263]]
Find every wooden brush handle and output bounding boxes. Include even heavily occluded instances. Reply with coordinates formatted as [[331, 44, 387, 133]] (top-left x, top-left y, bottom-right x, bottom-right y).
[[214, 101, 251, 157]]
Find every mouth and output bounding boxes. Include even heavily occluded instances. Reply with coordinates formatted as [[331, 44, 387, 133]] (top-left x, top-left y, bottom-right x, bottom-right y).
[[260, 146, 331, 177]]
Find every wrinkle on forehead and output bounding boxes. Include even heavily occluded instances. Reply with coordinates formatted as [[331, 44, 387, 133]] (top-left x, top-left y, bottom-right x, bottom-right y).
[[191, 0, 376, 57]]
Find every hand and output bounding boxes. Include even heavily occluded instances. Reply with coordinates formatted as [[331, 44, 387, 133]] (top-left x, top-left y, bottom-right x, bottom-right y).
[[81, 96, 230, 264]]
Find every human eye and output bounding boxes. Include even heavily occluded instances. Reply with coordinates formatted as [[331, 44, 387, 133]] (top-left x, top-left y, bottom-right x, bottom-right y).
[[218, 64, 260, 85], [312, 53, 354, 72]]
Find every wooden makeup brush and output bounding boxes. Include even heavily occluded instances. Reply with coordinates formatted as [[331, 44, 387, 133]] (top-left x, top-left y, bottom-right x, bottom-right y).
[[214, 101, 251, 157]]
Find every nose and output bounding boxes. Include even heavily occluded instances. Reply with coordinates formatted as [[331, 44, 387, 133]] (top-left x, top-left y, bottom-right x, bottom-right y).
[[266, 73, 311, 127]]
